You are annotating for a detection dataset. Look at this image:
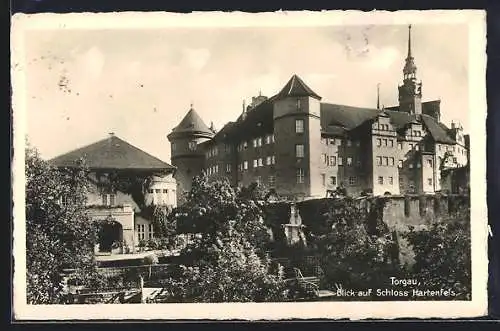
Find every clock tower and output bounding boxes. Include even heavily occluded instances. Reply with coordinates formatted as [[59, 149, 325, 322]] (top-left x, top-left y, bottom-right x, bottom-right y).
[[398, 25, 423, 115]]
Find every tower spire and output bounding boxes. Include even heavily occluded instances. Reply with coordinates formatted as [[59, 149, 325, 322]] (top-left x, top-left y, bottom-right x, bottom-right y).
[[407, 24, 412, 58], [403, 24, 417, 79]]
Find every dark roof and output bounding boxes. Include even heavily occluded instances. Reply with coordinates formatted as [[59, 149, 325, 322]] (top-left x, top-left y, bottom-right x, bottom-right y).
[[385, 101, 454, 144], [320, 103, 380, 130], [169, 107, 214, 138], [320, 102, 456, 144], [276, 74, 322, 100], [50, 135, 175, 171]]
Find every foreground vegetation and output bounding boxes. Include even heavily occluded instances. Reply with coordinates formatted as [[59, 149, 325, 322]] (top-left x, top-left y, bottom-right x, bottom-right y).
[[25, 145, 471, 303]]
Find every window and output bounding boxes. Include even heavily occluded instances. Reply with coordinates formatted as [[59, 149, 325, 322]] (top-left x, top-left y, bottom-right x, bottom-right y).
[[266, 156, 272, 165], [356, 140, 361, 147], [329, 156, 336, 166], [329, 138, 335, 145], [148, 224, 154, 239], [416, 162, 421, 168], [347, 157, 353, 166], [336, 139, 342, 146], [383, 157, 389, 166], [188, 141, 197, 151], [226, 164, 231, 173], [338, 157, 343, 166], [258, 158, 263, 167], [389, 140, 394, 148], [253, 159, 258, 168], [271, 156, 276, 164], [347, 140, 352, 147], [390, 157, 395, 166], [376, 156, 382, 166], [243, 141, 248, 149], [398, 160, 403, 168], [321, 174, 326, 186], [137, 224, 146, 241], [257, 137, 262, 147], [383, 139, 388, 147], [268, 176, 276, 188], [322, 153, 328, 164], [163, 189, 168, 193], [453, 157, 457, 163], [265, 135, 271, 144], [427, 159, 433, 167], [378, 176, 384, 185], [295, 119, 305, 133], [377, 138, 381, 147], [331, 176, 337, 185], [438, 145, 442, 151], [296, 98, 301, 110], [256, 176, 262, 185], [427, 178, 433, 185], [415, 144, 420, 151], [349, 176, 356, 185], [409, 143, 414, 150], [296, 168, 305, 184], [148, 189, 154, 193], [398, 142, 403, 150], [253, 139, 257, 148], [389, 177, 394, 185], [102, 193, 116, 206], [271, 134, 275, 143], [155, 189, 161, 193], [243, 161, 248, 170], [171, 143, 177, 152], [296, 144, 305, 158], [409, 163, 414, 169]]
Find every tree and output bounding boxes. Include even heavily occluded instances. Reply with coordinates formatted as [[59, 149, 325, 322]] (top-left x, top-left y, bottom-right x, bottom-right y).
[[306, 197, 398, 291], [25, 145, 100, 304], [403, 210, 471, 300], [153, 175, 286, 302]]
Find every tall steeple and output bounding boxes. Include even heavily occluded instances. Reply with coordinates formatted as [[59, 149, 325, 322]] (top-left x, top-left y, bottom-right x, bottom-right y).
[[403, 25, 417, 80], [398, 24, 422, 115]]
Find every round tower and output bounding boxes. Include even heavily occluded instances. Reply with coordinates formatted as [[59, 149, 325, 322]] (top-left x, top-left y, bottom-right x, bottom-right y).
[[167, 104, 214, 205]]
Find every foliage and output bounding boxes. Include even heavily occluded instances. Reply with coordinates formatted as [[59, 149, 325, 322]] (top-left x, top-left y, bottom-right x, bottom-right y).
[[305, 197, 398, 291], [153, 174, 286, 302], [25, 145, 101, 303], [403, 209, 471, 300], [96, 170, 153, 209]]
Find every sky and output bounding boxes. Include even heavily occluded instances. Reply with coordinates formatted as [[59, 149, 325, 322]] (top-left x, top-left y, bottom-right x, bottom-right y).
[[22, 23, 469, 164]]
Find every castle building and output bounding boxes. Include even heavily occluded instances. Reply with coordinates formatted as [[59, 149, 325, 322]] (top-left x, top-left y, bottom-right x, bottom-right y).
[[51, 133, 177, 253], [168, 26, 469, 203]]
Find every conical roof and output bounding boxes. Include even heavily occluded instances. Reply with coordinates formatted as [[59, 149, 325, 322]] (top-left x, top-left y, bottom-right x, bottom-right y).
[[276, 74, 321, 100], [169, 106, 214, 138], [50, 134, 175, 171]]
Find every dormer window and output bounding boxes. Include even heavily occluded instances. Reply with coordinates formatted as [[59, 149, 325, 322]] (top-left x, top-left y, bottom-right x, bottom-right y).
[[296, 98, 301, 110]]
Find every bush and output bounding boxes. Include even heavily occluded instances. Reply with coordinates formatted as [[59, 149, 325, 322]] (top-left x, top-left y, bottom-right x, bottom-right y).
[[402, 210, 471, 300]]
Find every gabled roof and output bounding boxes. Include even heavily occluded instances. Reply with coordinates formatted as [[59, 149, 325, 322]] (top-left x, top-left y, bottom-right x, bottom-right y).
[[168, 107, 214, 138], [50, 134, 175, 171], [276, 74, 322, 100], [320, 102, 456, 144]]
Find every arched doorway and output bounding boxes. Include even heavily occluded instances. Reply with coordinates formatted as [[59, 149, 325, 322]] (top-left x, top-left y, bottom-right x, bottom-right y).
[[96, 217, 123, 253]]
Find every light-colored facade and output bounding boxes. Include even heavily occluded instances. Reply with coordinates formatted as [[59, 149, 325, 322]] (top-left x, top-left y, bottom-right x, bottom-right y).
[[168, 26, 469, 203], [51, 134, 177, 253]]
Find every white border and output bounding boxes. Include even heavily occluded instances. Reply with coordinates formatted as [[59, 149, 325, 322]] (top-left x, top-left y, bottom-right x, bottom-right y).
[[11, 10, 488, 320]]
